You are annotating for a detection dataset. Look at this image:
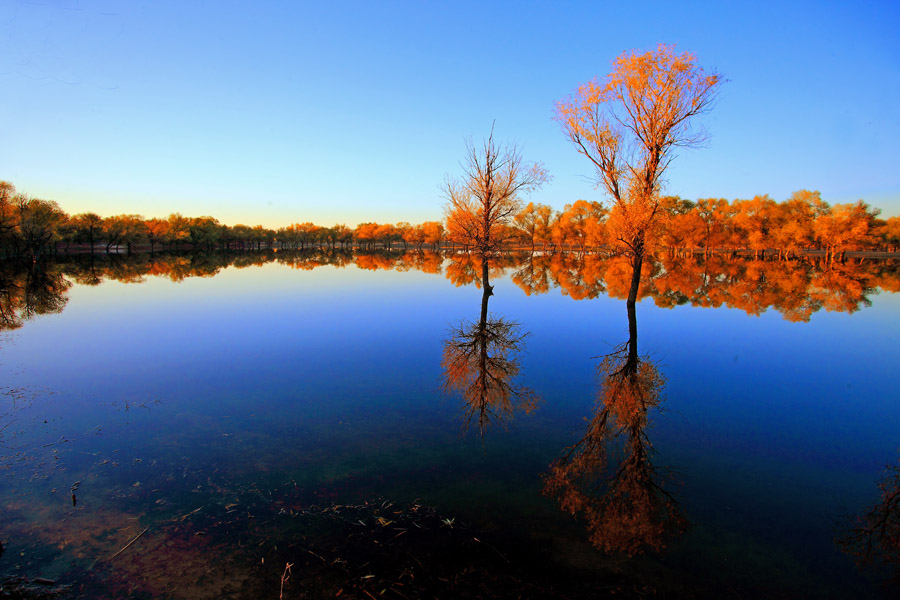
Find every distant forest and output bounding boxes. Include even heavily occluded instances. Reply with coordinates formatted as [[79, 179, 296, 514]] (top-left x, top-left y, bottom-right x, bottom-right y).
[[1, 180, 898, 261]]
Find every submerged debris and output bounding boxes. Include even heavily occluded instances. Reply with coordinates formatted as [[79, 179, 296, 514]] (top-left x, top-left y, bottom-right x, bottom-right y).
[[0, 576, 71, 599], [229, 497, 631, 599]]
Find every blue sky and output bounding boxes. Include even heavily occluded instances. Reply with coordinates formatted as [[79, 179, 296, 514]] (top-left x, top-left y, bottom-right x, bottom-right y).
[[1, 0, 898, 227]]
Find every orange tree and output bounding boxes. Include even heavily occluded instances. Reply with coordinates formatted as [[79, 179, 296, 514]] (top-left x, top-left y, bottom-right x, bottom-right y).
[[556, 44, 723, 302]]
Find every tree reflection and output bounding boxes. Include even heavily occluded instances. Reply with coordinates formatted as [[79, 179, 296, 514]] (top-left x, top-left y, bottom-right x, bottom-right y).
[[840, 458, 900, 583], [441, 255, 538, 439], [543, 284, 685, 556], [0, 262, 70, 331], [510, 252, 897, 321], [511, 252, 552, 296]]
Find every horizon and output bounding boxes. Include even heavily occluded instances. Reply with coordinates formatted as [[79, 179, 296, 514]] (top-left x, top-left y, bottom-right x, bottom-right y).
[[1, 1, 898, 226]]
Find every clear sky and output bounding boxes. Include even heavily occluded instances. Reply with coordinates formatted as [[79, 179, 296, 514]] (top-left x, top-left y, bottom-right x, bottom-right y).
[[1, 0, 898, 227]]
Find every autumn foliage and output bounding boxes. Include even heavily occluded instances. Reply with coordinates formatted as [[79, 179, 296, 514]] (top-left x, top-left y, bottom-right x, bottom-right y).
[[1, 175, 897, 263], [543, 331, 685, 555], [554, 42, 722, 299], [0, 181, 450, 258], [443, 129, 548, 253]]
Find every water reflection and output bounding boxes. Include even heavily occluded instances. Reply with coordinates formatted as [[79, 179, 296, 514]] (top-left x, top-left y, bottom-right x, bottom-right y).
[[0, 247, 895, 597], [840, 456, 900, 584], [1, 251, 896, 330], [543, 274, 686, 556], [0, 261, 70, 331], [510, 252, 896, 320], [440, 254, 538, 439], [511, 253, 552, 296]]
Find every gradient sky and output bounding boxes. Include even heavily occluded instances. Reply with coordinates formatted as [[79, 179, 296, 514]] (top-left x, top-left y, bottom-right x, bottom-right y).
[[1, 0, 898, 227]]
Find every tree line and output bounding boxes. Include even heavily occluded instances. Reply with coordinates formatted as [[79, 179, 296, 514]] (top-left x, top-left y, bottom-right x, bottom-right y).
[[454, 192, 899, 260], [3, 176, 897, 263], [0, 181, 447, 259]]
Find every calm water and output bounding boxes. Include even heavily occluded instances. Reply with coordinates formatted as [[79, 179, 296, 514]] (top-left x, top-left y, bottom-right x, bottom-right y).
[[1, 251, 898, 598]]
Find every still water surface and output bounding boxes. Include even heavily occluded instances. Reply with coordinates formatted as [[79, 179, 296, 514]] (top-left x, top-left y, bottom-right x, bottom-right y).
[[1, 252, 898, 598]]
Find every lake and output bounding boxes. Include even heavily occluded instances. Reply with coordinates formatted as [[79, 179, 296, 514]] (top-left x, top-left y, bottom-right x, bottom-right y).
[[1, 250, 898, 598]]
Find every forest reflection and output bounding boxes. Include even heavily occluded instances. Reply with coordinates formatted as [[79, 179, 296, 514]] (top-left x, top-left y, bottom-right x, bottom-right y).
[[0, 261, 71, 331], [440, 254, 538, 439], [543, 282, 686, 555], [0, 249, 898, 332]]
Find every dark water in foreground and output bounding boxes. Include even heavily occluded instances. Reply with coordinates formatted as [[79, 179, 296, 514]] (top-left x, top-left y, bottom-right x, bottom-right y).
[[0, 251, 898, 598]]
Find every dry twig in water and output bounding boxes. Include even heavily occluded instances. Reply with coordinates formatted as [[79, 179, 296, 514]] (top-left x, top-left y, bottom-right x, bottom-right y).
[[109, 526, 149, 560], [279, 562, 293, 600]]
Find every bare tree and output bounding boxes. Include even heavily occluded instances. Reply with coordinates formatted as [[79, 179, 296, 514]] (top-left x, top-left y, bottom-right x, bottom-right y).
[[444, 126, 548, 254], [556, 44, 723, 302]]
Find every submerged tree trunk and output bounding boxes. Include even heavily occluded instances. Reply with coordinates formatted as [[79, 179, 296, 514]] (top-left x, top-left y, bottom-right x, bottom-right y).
[[627, 246, 644, 306], [626, 291, 639, 375], [480, 256, 494, 301]]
